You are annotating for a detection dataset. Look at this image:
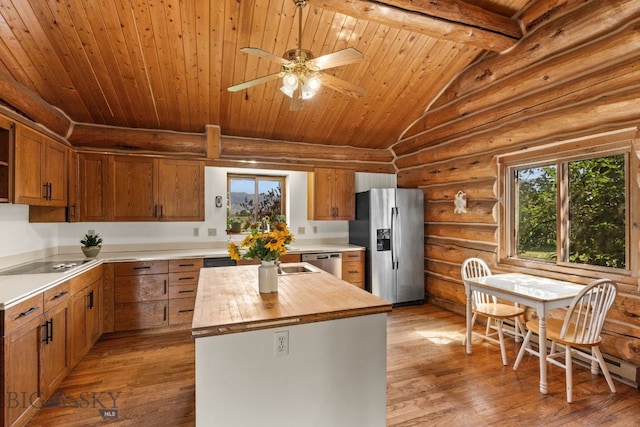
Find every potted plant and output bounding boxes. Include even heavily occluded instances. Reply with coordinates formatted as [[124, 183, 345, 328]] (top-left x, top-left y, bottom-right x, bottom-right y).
[[80, 233, 103, 258]]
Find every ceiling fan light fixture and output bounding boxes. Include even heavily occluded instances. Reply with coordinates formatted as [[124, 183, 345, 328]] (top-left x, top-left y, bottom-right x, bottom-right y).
[[280, 84, 294, 98], [305, 75, 321, 91], [282, 73, 298, 90]]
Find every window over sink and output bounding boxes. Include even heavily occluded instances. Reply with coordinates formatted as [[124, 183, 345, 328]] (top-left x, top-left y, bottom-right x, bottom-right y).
[[227, 174, 286, 233]]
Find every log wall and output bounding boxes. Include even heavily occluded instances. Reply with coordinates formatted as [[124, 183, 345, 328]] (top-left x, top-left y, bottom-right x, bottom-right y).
[[395, 0, 640, 367]]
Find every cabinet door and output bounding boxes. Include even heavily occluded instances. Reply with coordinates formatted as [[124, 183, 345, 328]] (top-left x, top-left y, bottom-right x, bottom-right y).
[[3, 315, 42, 427], [114, 301, 168, 331], [79, 153, 112, 221], [40, 302, 70, 400], [112, 156, 156, 221], [69, 290, 88, 368], [332, 169, 355, 220], [42, 141, 67, 205], [13, 126, 44, 204], [85, 280, 102, 347], [67, 150, 79, 222], [157, 159, 204, 221], [114, 275, 168, 303], [308, 167, 337, 220]]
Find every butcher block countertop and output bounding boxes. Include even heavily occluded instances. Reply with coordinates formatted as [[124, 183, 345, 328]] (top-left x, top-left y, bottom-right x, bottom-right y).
[[192, 263, 392, 338]]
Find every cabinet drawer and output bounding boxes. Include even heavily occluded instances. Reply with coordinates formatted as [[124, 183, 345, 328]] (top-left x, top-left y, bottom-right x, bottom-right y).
[[114, 275, 168, 303], [43, 280, 71, 311], [3, 293, 44, 335], [169, 283, 198, 299], [114, 301, 168, 331], [68, 265, 102, 294], [115, 260, 168, 276], [279, 253, 301, 263], [169, 258, 203, 273], [342, 263, 364, 283], [169, 298, 196, 325], [342, 251, 364, 262], [169, 271, 199, 287]]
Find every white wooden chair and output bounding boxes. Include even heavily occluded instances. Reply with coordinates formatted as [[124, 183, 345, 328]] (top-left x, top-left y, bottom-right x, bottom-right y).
[[513, 278, 618, 402], [461, 258, 525, 366]]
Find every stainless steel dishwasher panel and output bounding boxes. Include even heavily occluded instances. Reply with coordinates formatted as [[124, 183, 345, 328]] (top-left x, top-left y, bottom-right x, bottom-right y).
[[301, 253, 342, 279]]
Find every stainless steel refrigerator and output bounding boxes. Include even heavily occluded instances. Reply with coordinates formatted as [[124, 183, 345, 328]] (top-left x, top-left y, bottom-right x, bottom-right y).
[[348, 188, 425, 304]]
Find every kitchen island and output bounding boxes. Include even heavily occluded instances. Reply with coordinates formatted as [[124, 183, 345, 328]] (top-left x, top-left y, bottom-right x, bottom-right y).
[[192, 262, 392, 427]]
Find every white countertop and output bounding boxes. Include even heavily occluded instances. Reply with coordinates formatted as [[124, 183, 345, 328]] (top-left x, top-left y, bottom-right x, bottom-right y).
[[0, 243, 365, 309]]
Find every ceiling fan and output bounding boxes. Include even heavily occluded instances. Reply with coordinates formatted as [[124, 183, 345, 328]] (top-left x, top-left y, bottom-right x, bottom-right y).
[[227, 0, 366, 111]]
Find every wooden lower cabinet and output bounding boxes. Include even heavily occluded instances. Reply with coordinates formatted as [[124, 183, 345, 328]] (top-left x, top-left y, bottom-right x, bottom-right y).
[[167, 258, 202, 325], [1, 265, 103, 427], [70, 277, 102, 367], [342, 251, 365, 289], [113, 260, 169, 331], [2, 293, 44, 427]]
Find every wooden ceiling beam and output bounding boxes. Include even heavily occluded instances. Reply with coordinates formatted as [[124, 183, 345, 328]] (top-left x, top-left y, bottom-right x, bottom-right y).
[[314, 0, 521, 52]]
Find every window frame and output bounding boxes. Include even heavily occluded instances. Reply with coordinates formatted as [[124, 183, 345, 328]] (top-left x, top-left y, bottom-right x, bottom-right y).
[[498, 131, 637, 279], [226, 173, 287, 233]]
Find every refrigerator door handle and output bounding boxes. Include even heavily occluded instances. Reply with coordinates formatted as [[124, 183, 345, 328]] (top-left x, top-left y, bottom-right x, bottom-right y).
[[391, 206, 399, 270], [394, 206, 400, 269]]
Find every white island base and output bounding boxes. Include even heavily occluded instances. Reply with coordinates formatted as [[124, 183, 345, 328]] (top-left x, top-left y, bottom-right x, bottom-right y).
[[195, 313, 387, 427]]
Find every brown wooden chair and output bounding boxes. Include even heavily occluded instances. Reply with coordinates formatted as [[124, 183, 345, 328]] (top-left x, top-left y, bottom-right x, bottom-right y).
[[461, 258, 525, 365], [513, 278, 618, 402]]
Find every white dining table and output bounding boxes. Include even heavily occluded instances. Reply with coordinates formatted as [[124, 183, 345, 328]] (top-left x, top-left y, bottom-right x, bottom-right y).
[[463, 272, 585, 394]]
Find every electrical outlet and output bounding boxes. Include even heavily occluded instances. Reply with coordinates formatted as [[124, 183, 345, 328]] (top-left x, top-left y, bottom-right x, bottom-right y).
[[88, 229, 95, 236], [274, 330, 289, 356], [297, 227, 305, 235], [193, 227, 199, 237], [312, 226, 318, 234], [208, 228, 216, 237]]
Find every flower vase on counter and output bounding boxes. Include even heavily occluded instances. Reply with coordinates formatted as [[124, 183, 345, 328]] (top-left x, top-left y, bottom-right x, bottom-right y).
[[258, 260, 278, 293]]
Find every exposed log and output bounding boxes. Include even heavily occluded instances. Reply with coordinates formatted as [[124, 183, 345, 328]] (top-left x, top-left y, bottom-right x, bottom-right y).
[[204, 158, 396, 174], [398, 22, 640, 147], [425, 223, 497, 244], [0, 69, 72, 138], [397, 87, 640, 167], [68, 123, 207, 156], [518, 0, 589, 34], [206, 125, 221, 159], [433, 0, 640, 108], [423, 178, 497, 201], [220, 135, 394, 163], [315, 0, 519, 52], [426, 199, 497, 224], [398, 152, 496, 186], [425, 275, 466, 305]]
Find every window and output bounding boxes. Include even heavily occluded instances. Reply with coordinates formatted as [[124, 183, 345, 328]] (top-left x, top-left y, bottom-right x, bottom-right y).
[[227, 174, 286, 233], [508, 152, 628, 271]]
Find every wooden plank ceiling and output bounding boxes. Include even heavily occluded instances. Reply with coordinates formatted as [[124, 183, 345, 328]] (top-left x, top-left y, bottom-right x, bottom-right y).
[[0, 0, 529, 151]]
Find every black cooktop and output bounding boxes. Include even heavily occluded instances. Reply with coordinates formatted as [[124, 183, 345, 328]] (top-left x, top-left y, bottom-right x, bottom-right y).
[[0, 260, 92, 276]]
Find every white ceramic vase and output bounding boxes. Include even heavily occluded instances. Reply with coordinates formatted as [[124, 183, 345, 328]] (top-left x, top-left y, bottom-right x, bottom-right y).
[[258, 260, 278, 293]]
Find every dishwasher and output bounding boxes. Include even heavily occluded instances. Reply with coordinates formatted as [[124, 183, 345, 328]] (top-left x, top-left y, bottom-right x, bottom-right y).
[[301, 253, 342, 279]]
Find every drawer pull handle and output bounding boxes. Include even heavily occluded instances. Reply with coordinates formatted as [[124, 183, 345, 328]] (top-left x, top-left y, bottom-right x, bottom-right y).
[[133, 266, 152, 270], [178, 309, 194, 313], [18, 306, 40, 318], [348, 270, 359, 274], [52, 290, 68, 300], [178, 290, 195, 293], [179, 263, 195, 267], [178, 276, 195, 281]]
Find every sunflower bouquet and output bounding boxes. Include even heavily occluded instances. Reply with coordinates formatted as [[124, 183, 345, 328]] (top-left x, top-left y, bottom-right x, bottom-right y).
[[228, 217, 294, 262]]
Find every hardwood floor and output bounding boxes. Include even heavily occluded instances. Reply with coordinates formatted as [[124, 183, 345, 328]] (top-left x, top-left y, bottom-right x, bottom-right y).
[[26, 304, 639, 427]]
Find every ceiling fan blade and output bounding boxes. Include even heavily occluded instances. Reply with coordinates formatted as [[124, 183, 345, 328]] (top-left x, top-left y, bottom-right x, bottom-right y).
[[240, 47, 289, 65], [227, 73, 282, 92], [310, 47, 364, 71], [290, 87, 303, 111], [320, 74, 366, 99]]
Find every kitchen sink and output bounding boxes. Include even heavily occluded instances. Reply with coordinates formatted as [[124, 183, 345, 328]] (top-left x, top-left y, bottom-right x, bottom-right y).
[[0, 260, 92, 276], [278, 264, 319, 275]]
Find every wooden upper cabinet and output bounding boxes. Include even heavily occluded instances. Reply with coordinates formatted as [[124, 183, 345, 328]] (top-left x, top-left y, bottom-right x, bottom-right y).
[[0, 117, 13, 203], [307, 167, 355, 220], [13, 125, 68, 206], [79, 154, 204, 222], [157, 159, 204, 221], [112, 156, 156, 221], [79, 153, 113, 222]]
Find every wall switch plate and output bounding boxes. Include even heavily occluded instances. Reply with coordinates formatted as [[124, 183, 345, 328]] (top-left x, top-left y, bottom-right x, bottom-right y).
[[297, 227, 305, 235], [193, 228, 199, 237], [208, 228, 216, 237], [88, 229, 95, 235], [312, 226, 318, 234], [275, 330, 289, 356]]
